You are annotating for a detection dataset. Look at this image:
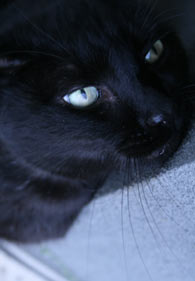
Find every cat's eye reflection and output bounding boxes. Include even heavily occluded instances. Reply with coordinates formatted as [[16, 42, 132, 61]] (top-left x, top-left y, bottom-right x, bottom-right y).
[[145, 40, 164, 64], [63, 86, 100, 108]]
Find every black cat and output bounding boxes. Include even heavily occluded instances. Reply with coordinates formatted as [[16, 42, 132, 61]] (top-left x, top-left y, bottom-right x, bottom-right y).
[[0, 0, 192, 242]]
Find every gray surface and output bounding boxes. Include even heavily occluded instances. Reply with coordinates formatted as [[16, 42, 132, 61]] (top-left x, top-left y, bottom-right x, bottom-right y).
[[0, 241, 67, 281], [20, 125, 195, 281], [0, 248, 46, 281]]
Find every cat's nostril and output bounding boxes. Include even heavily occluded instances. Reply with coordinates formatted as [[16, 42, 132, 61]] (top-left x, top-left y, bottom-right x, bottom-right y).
[[146, 114, 168, 127], [145, 113, 173, 142]]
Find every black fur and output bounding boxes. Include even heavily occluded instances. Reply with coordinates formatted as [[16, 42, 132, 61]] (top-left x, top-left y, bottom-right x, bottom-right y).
[[0, 0, 192, 242]]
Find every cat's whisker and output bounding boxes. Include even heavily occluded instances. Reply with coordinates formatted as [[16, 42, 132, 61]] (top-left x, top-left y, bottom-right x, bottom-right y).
[[150, 8, 182, 25], [134, 158, 161, 250], [145, 172, 195, 277], [158, 13, 184, 25], [119, 157, 132, 279], [139, 0, 158, 32], [146, 12, 184, 37], [120, 184, 129, 281], [155, 175, 195, 226], [145, 174, 188, 232], [85, 196, 96, 280], [126, 156, 132, 185], [141, 179, 166, 249], [126, 157, 154, 281], [139, 0, 182, 34], [144, 177, 184, 266], [150, 8, 183, 31]]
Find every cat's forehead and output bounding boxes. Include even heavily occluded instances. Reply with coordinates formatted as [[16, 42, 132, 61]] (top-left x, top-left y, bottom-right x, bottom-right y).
[[38, 0, 163, 66], [0, 0, 173, 82], [51, 0, 158, 46], [53, 0, 162, 69], [0, 0, 161, 54]]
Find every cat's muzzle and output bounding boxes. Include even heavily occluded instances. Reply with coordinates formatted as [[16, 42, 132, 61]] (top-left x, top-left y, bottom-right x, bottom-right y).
[[119, 112, 183, 160]]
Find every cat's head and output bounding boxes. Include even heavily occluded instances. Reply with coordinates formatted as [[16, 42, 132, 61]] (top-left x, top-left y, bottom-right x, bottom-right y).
[[0, 0, 192, 241], [0, 0, 191, 174]]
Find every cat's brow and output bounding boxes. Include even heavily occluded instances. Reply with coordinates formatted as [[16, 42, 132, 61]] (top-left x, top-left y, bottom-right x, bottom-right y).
[[0, 57, 27, 68]]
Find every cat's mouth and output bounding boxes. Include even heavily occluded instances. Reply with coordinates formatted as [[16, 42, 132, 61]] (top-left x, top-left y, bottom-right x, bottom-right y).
[[118, 127, 187, 161], [117, 105, 192, 162]]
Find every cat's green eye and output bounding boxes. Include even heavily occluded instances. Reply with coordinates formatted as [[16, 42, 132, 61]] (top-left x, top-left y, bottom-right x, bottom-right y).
[[63, 86, 100, 108], [145, 40, 164, 64]]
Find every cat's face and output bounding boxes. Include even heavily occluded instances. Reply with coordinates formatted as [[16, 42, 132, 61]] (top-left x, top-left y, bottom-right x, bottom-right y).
[[0, 0, 192, 242], [0, 0, 191, 170]]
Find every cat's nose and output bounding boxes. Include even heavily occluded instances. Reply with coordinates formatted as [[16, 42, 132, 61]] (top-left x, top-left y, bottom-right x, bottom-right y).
[[146, 114, 169, 127], [145, 113, 173, 138]]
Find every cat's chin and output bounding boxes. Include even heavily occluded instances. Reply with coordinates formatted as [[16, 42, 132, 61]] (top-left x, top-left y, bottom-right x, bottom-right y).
[[117, 133, 187, 181], [147, 141, 177, 161], [121, 129, 187, 164], [145, 133, 186, 162]]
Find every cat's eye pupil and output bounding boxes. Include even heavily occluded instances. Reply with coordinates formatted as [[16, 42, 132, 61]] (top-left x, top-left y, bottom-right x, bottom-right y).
[[152, 46, 158, 55], [81, 89, 87, 99]]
